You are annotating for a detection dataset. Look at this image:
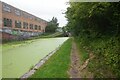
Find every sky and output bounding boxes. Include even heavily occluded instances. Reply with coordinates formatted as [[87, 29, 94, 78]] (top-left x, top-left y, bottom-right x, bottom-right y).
[[1, 0, 69, 27]]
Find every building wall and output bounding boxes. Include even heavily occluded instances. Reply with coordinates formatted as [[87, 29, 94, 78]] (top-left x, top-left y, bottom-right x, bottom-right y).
[[1, 2, 47, 38], [0, 32, 17, 40], [0, 1, 2, 29]]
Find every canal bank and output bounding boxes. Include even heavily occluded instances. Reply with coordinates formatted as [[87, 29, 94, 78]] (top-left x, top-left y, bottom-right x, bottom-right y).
[[2, 37, 69, 78], [30, 38, 72, 78]]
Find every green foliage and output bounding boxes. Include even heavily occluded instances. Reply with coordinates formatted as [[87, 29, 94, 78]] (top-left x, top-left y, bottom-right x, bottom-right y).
[[75, 38, 89, 64], [66, 2, 120, 36], [65, 2, 120, 78], [75, 36, 120, 78], [88, 37, 120, 77], [45, 17, 59, 33], [30, 38, 72, 78]]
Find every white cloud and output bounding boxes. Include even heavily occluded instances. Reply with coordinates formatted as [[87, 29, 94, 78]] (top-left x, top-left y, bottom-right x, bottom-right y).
[[1, 0, 69, 27]]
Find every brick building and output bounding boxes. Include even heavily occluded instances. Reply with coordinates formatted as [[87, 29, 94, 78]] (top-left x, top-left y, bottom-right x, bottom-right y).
[[0, 1, 48, 40]]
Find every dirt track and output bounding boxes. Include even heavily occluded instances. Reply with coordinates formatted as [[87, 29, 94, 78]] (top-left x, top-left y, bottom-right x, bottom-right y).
[[68, 41, 81, 78], [68, 40, 93, 78]]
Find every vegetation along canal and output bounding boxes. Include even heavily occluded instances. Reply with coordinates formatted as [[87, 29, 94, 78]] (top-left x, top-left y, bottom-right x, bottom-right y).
[[2, 37, 69, 78]]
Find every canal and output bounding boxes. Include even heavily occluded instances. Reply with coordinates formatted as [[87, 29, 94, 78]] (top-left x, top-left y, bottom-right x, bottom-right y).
[[2, 37, 69, 78]]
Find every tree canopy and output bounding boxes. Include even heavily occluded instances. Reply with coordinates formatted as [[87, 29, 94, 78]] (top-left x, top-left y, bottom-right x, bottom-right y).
[[65, 2, 120, 37], [65, 2, 120, 77], [45, 17, 59, 33]]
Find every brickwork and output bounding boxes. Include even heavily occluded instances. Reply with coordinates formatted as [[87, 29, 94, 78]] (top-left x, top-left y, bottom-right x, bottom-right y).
[[1, 32, 17, 40], [0, 1, 47, 39], [0, 1, 2, 29]]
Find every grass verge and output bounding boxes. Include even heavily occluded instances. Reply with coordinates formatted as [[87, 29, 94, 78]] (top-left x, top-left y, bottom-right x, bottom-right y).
[[29, 38, 72, 78], [74, 38, 89, 65]]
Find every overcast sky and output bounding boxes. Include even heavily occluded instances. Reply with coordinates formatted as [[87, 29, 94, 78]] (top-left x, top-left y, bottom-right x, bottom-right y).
[[1, 0, 69, 27]]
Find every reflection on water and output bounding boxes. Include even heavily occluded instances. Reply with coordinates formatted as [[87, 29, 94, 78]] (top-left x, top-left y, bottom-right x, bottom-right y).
[[2, 37, 68, 78]]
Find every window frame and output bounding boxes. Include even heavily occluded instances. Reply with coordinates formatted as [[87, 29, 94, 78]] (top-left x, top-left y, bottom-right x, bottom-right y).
[[15, 9, 21, 16], [23, 22, 28, 29], [29, 24, 34, 29], [3, 4, 11, 12], [34, 25, 38, 30], [15, 20, 21, 28], [39, 26, 41, 30], [3, 18, 12, 27]]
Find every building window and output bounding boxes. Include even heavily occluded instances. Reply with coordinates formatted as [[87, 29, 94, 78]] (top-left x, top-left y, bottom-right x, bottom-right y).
[[3, 18, 12, 27], [15, 9, 21, 16], [35, 17, 37, 21], [22, 12, 29, 19], [15, 20, 21, 28], [39, 26, 41, 30], [3, 18, 7, 26], [23, 22, 28, 29], [35, 25, 38, 30], [9, 19, 12, 27], [3, 4, 11, 12], [29, 15, 34, 20], [30, 24, 34, 29]]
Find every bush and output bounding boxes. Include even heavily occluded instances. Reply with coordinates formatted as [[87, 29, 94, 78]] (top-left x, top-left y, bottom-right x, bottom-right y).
[[77, 36, 120, 78]]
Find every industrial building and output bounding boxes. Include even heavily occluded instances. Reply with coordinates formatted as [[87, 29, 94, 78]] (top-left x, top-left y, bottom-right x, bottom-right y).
[[0, 1, 48, 40]]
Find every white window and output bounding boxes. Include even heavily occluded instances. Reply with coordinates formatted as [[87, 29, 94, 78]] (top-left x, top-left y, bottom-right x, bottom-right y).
[[15, 9, 21, 16], [3, 4, 11, 12]]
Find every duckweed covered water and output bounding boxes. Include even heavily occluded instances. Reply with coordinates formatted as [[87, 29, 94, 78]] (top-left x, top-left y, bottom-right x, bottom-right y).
[[0, 45, 2, 79], [2, 37, 68, 78]]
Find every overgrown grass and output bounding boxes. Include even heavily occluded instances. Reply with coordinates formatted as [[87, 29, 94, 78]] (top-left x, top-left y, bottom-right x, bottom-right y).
[[30, 38, 72, 78], [75, 36, 120, 78], [87, 36, 119, 78], [74, 38, 89, 65]]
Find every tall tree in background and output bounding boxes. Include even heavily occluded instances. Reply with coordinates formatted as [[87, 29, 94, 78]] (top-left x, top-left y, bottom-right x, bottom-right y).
[[45, 17, 59, 33]]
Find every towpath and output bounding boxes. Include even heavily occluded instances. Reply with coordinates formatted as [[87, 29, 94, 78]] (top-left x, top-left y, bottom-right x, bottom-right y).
[[68, 40, 93, 78]]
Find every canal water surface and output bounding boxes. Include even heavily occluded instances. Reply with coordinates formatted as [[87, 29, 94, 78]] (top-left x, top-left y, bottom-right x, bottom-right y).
[[2, 37, 69, 78]]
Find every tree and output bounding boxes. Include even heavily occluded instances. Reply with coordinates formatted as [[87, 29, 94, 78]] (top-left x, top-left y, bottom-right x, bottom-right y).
[[65, 2, 120, 37], [65, 2, 120, 77], [45, 17, 59, 33]]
